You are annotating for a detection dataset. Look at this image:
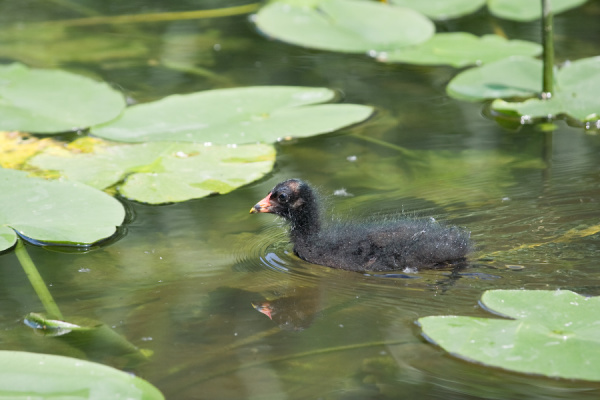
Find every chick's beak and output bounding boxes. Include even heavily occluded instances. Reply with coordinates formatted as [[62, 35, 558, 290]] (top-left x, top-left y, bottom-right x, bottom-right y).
[[250, 192, 273, 214]]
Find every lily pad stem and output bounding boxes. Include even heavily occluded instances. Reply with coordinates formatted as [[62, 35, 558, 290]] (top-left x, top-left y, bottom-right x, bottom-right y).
[[541, 0, 554, 98], [14, 239, 64, 320]]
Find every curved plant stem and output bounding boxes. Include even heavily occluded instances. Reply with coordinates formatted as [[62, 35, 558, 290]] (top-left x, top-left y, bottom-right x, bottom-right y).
[[541, 0, 554, 98], [14, 239, 64, 320], [38, 3, 260, 27]]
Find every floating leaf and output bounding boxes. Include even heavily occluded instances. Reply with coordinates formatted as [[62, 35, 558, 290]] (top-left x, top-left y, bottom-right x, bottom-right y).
[[0, 168, 125, 251], [488, 0, 588, 22], [24, 313, 151, 364], [91, 86, 373, 144], [419, 290, 600, 381], [492, 56, 600, 122], [447, 56, 543, 101], [0, 350, 163, 399], [389, 0, 485, 20], [254, 0, 434, 53], [29, 140, 276, 204], [377, 33, 541, 67], [0, 63, 126, 134]]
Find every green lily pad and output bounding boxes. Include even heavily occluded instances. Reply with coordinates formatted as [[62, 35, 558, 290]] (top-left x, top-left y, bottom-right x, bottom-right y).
[[253, 0, 434, 53], [492, 56, 600, 122], [389, 0, 485, 20], [418, 289, 600, 381], [0, 63, 126, 134], [0, 168, 125, 251], [91, 86, 373, 144], [488, 0, 588, 22], [29, 140, 276, 204], [0, 350, 163, 399], [447, 56, 543, 101], [377, 33, 542, 67]]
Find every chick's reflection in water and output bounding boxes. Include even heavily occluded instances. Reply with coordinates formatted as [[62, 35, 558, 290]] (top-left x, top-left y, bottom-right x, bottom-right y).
[[252, 287, 323, 331]]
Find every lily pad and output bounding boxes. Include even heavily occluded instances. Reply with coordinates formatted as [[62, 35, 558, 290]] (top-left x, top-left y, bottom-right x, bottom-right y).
[[418, 289, 600, 381], [377, 33, 542, 67], [446, 56, 543, 101], [91, 86, 373, 144], [0, 350, 163, 399], [29, 139, 276, 204], [492, 56, 600, 122], [0, 168, 125, 251], [488, 0, 588, 22], [389, 0, 486, 20], [0, 63, 126, 134], [253, 0, 434, 53]]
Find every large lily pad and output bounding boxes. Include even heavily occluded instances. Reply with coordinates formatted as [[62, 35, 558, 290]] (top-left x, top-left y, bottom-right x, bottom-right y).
[[389, 0, 486, 20], [447, 56, 600, 123], [0, 168, 125, 251], [91, 86, 373, 144], [29, 139, 276, 204], [418, 290, 600, 381], [488, 0, 588, 22], [492, 56, 600, 122], [377, 33, 542, 67], [0, 350, 163, 399], [0, 63, 126, 134], [253, 0, 434, 53]]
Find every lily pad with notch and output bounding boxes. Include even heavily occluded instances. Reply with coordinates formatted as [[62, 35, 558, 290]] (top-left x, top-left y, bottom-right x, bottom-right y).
[[488, 0, 588, 22], [91, 86, 373, 144], [491, 56, 600, 123], [389, 0, 486, 20], [418, 289, 600, 381], [253, 0, 434, 53]]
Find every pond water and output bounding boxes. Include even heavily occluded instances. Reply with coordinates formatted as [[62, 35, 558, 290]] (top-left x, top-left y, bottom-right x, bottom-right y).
[[1, 1, 600, 399]]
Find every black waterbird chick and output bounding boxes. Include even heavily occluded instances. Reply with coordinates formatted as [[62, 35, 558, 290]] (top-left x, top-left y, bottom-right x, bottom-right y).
[[250, 179, 471, 272]]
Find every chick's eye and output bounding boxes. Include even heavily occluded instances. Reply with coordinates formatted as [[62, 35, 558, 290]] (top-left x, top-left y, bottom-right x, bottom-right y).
[[278, 193, 288, 202]]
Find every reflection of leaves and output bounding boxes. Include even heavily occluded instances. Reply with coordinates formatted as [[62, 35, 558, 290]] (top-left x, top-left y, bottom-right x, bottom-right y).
[[419, 289, 600, 381], [378, 33, 541, 68], [0, 63, 126, 133], [0, 168, 125, 251], [485, 224, 600, 258], [336, 146, 545, 206], [29, 138, 276, 204], [91, 86, 373, 144], [0, 350, 164, 399], [0, 25, 148, 67], [254, 0, 434, 53]]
